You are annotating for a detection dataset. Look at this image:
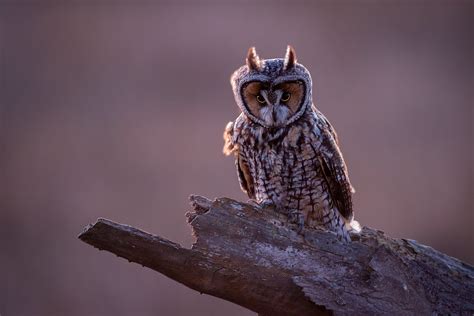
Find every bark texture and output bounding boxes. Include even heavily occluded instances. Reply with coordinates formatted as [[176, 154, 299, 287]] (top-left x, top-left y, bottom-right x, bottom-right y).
[[78, 195, 474, 315]]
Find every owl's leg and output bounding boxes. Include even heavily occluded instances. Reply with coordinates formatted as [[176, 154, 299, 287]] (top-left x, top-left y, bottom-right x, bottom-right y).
[[288, 209, 305, 233]]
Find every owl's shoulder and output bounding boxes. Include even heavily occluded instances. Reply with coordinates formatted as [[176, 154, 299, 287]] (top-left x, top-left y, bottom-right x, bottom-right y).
[[223, 114, 256, 155], [311, 108, 339, 144]]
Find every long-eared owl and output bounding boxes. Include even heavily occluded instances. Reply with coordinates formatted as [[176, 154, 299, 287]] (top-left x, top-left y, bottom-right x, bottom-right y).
[[223, 46, 360, 241]]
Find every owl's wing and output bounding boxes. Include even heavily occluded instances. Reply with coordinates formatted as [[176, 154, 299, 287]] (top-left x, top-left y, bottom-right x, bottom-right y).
[[223, 120, 255, 199], [315, 117, 354, 221], [237, 153, 256, 199], [313, 106, 339, 145]]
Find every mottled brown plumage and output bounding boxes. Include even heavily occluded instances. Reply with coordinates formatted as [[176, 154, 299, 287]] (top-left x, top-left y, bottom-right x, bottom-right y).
[[224, 46, 359, 241]]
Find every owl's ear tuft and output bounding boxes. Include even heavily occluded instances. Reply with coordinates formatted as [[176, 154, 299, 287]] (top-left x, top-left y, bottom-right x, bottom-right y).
[[284, 45, 297, 70], [246, 47, 262, 71]]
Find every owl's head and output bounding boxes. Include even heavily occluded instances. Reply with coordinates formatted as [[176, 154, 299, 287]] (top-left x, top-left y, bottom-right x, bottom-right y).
[[230, 46, 313, 129]]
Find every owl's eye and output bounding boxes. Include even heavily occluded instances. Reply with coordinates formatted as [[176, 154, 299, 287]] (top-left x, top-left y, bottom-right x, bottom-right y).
[[256, 94, 266, 104], [281, 92, 291, 102]]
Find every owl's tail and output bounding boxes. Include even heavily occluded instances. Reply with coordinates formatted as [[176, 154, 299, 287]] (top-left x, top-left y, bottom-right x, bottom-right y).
[[326, 209, 361, 242]]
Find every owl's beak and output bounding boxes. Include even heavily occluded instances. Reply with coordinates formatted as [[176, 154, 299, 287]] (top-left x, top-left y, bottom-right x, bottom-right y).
[[271, 107, 278, 125]]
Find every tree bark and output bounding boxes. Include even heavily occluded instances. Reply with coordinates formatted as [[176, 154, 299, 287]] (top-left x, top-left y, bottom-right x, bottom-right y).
[[78, 195, 474, 315]]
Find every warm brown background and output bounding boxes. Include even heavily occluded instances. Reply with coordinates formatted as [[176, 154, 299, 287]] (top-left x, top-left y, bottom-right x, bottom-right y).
[[1, 2, 473, 316]]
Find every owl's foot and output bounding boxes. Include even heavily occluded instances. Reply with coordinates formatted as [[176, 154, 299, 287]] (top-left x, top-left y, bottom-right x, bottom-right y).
[[246, 199, 261, 210], [247, 199, 282, 213], [246, 199, 273, 212], [288, 210, 305, 234], [258, 200, 277, 211]]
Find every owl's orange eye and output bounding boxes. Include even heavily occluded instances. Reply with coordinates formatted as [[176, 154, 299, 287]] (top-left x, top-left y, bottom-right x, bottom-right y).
[[256, 94, 266, 104], [281, 92, 291, 102]]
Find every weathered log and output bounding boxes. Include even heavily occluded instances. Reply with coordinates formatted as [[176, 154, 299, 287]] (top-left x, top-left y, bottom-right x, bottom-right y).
[[78, 195, 474, 315]]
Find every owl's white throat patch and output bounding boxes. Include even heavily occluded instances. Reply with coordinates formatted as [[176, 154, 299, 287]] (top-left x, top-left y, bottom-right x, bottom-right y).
[[259, 104, 291, 128]]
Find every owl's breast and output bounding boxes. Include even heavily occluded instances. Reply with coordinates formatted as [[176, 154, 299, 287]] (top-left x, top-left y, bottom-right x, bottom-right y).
[[238, 122, 326, 213]]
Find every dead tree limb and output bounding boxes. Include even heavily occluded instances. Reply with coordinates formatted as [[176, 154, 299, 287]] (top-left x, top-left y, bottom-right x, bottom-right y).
[[78, 195, 474, 315]]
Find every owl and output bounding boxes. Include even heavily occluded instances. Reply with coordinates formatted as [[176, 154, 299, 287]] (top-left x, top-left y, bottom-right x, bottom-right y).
[[223, 46, 360, 241]]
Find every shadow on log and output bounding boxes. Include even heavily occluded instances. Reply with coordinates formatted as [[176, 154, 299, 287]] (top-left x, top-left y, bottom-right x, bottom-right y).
[[78, 195, 474, 315]]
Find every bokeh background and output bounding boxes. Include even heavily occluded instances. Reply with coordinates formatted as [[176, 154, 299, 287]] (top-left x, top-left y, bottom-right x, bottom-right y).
[[1, 1, 473, 315]]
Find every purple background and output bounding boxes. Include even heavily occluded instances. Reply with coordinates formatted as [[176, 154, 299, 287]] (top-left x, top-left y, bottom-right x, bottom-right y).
[[1, 2, 473, 315]]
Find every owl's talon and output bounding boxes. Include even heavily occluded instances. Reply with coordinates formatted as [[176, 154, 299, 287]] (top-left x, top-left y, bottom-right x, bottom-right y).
[[247, 200, 264, 213], [246, 199, 275, 212], [246, 199, 261, 209], [259, 200, 276, 211]]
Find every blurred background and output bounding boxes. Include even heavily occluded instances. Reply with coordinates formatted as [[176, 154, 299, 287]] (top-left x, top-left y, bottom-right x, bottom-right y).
[[1, 1, 473, 315]]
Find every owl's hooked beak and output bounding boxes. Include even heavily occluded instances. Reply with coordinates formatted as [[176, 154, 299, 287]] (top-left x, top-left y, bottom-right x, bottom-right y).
[[259, 90, 290, 128]]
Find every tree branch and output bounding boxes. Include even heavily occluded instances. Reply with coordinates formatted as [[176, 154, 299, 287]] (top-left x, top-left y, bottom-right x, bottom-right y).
[[78, 195, 474, 315]]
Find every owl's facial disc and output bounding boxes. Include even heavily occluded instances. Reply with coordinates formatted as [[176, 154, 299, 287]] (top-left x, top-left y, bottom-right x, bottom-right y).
[[242, 80, 305, 128]]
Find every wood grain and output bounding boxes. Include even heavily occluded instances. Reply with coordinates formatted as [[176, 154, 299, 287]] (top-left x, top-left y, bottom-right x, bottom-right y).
[[79, 195, 474, 315]]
